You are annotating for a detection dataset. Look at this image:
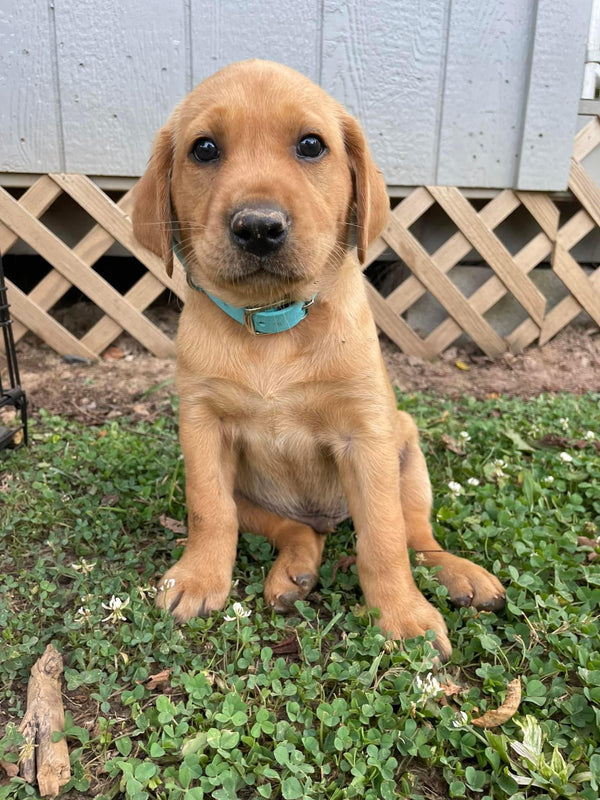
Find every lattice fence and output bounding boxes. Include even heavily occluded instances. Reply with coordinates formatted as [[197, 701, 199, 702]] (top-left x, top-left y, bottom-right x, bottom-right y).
[[2, 117, 600, 360]]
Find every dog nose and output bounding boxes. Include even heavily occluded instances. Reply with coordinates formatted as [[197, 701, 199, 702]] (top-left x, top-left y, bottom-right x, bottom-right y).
[[230, 205, 289, 256]]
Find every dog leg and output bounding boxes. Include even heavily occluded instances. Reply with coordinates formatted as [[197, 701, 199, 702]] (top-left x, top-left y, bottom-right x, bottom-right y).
[[236, 494, 325, 611], [396, 410, 506, 611], [335, 418, 452, 660], [157, 405, 239, 622]]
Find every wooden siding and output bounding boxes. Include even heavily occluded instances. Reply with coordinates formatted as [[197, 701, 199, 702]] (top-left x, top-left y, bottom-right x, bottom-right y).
[[0, 0, 593, 189]]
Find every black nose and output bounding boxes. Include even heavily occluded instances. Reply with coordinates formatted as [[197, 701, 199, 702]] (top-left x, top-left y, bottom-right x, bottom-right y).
[[230, 205, 289, 256]]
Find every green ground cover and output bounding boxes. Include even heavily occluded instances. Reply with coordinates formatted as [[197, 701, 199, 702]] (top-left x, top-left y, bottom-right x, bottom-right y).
[[1, 392, 599, 799]]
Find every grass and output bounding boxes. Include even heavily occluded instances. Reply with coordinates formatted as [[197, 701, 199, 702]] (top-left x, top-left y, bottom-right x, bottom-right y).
[[1, 392, 599, 799]]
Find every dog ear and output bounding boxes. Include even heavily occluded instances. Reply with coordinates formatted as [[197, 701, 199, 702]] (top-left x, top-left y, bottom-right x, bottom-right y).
[[342, 114, 389, 264], [132, 125, 174, 277]]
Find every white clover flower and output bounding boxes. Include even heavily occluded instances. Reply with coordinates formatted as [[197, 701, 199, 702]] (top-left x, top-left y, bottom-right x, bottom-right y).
[[158, 578, 176, 593], [584, 431, 595, 441], [459, 431, 471, 442], [414, 672, 442, 703], [467, 477, 480, 486], [448, 481, 463, 497], [71, 558, 97, 574], [543, 475, 554, 485], [74, 606, 91, 624], [224, 602, 251, 621], [558, 452, 573, 463], [559, 417, 569, 431], [491, 459, 507, 479], [138, 584, 157, 600], [452, 710, 469, 728], [101, 595, 130, 623]]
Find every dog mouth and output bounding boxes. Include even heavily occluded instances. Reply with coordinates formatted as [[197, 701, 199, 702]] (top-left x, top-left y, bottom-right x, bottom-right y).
[[217, 249, 308, 287]]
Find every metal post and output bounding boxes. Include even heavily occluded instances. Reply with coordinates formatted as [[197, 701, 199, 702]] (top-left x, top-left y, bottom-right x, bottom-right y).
[[0, 254, 27, 447]]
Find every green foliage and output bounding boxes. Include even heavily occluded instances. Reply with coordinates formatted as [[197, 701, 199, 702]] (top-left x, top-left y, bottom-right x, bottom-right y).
[[1, 394, 599, 798]]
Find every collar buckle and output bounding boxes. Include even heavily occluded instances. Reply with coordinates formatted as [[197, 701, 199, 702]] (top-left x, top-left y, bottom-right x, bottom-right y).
[[242, 300, 290, 335]]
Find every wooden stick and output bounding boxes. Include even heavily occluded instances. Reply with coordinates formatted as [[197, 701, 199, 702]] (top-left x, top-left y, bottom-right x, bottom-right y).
[[19, 644, 70, 798]]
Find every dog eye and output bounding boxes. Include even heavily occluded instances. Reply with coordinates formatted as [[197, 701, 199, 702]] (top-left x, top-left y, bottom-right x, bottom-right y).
[[191, 137, 220, 163], [296, 135, 326, 159]]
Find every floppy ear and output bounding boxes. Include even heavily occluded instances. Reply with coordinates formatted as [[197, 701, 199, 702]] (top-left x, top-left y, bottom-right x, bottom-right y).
[[132, 125, 174, 277], [342, 114, 390, 264]]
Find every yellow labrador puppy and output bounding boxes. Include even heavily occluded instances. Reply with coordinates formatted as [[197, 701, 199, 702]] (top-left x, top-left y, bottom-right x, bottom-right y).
[[133, 59, 505, 659]]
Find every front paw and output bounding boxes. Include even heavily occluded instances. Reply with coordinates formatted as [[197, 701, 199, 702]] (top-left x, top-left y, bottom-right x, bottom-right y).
[[377, 591, 452, 662], [425, 553, 506, 611], [156, 559, 231, 623]]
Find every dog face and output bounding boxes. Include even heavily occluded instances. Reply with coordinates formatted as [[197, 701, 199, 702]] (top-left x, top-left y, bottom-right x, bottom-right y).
[[132, 60, 389, 306]]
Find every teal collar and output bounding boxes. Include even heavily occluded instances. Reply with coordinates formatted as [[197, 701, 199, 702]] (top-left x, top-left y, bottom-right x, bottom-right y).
[[173, 241, 315, 335]]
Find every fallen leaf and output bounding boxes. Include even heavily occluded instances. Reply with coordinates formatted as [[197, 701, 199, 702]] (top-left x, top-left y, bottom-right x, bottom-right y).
[[145, 669, 171, 691], [101, 494, 120, 507], [440, 433, 465, 455], [332, 555, 356, 581], [472, 677, 521, 728], [0, 759, 18, 778], [455, 360, 470, 371], [132, 404, 150, 416], [271, 636, 300, 656], [439, 679, 464, 698], [538, 433, 570, 449], [160, 514, 187, 534], [538, 434, 599, 452], [103, 345, 125, 360]]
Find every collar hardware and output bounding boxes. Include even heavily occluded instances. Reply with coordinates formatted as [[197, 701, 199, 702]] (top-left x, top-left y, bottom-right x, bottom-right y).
[[173, 239, 315, 335], [242, 296, 315, 335]]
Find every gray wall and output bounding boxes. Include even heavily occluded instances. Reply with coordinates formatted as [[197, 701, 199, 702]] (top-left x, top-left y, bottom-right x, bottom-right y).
[[0, 0, 592, 190]]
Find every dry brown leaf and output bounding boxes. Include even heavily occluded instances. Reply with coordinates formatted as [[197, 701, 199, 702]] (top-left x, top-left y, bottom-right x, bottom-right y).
[[0, 759, 18, 778], [132, 403, 150, 416], [472, 677, 521, 728], [440, 434, 465, 455], [439, 679, 464, 698], [102, 345, 125, 360], [332, 555, 356, 581], [145, 669, 171, 691], [271, 635, 300, 656], [159, 514, 187, 534]]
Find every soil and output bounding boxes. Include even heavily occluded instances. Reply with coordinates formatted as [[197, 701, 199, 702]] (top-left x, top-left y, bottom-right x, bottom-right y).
[[11, 303, 600, 424], [13, 303, 600, 425]]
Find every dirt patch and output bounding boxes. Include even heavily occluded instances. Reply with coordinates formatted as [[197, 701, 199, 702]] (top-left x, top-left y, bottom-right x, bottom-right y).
[[381, 324, 600, 398], [12, 303, 600, 425]]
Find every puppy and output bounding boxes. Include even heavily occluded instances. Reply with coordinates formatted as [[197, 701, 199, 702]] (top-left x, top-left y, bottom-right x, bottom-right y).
[[132, 59, 505, 659]]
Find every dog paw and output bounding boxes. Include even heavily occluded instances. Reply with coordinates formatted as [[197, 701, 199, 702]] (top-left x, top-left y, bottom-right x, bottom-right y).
[[264, 556, 319, 612], [426, 553, 505, 611], [156, 560, 231, 623], [377, 592, 452, 662]]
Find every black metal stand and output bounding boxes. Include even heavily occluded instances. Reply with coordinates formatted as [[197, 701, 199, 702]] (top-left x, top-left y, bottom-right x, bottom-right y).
[[0, 254, 27, 448]]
